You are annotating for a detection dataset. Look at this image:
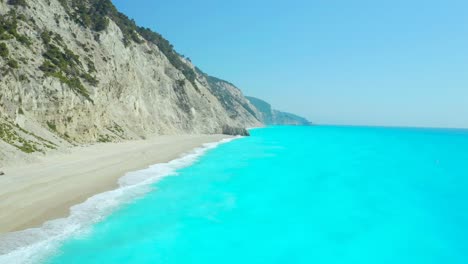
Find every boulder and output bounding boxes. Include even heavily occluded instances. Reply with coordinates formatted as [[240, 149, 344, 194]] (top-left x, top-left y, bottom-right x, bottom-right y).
[[222, 125, 250, 136]]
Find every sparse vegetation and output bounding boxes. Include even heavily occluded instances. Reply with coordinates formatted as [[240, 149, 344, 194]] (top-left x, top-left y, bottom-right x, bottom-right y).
[[0, 43, 9, 58], [0, 10, 31, 46], [0, 43, 20, 71], [45, 71, 91, 101], [58, 0, 113, 32], [85, 57, 96, 73], [17, 141, 37, 153], [46, 121, 57, 132], [81, 72, 98, 86], [40, 31, 52, 45], [107, 123, 125, 138], [39, 60, 56, 73], [137, 26, 198, 90], [7, 58, 19, 68], [42, 44, 79, 72], [39, 31, 97, 101], [16, 124, 57, 148], [19, 74, 28, 82], [56, 0, 199, 90], [98, 134, 113, 143], [0, 122, 42, 153]]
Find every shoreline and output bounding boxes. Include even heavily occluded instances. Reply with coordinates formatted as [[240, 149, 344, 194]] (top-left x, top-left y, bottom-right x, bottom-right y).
[[0, 134, 231, 234]]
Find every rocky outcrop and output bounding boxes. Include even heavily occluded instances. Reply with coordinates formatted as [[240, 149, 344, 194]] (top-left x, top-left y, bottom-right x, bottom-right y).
[[0, 0, 264, 164], [221, 125, 250, 136], [246, 96, 312, 126]]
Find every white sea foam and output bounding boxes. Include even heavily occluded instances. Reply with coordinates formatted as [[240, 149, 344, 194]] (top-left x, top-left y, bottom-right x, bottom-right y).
[[0, 137, 238, 264]]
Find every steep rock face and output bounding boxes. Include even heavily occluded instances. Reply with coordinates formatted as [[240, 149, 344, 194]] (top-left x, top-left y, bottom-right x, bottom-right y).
[[0, 0, 261, 164], [246, 96, 312, 126], [197, 70, 262, 123]]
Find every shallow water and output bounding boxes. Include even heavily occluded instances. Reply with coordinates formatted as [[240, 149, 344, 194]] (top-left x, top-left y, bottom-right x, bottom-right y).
[[8, 126, 468, 263]]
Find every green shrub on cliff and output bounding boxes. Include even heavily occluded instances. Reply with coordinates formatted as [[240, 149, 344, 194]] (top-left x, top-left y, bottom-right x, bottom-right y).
[[7, 59, 19, 69], [0, 10, 31, 46], [40, 31, 52, 45], [40, 41, 94, 101], [0, 43, 9, 58], [39, 60, 57, 74], [58, 0, 113, 32]]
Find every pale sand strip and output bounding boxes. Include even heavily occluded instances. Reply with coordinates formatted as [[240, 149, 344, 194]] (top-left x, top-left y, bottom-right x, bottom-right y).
[[0, 134, 230, 234]]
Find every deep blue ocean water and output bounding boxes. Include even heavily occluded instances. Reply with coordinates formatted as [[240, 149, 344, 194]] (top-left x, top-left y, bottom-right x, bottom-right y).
[[5, 126, 468, 263]]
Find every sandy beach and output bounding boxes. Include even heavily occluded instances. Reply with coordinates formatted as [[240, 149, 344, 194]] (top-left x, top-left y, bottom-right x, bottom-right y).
[[0, 134, 230, 234]]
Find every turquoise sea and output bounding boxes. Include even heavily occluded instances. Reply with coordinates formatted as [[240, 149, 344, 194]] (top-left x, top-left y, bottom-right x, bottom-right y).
[[2, 126, 468, 263]]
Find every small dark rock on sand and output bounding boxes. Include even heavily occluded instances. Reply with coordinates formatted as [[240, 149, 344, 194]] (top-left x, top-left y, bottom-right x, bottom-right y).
[[0, 171, 4, 176]]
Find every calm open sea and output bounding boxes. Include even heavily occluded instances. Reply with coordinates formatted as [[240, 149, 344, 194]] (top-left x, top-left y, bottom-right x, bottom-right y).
[[3, 126, 468, 264]]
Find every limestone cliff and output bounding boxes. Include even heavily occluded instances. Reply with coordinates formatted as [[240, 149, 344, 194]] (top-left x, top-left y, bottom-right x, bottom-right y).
[[246, 96, 312, 126], [0, 0, 262, 165]]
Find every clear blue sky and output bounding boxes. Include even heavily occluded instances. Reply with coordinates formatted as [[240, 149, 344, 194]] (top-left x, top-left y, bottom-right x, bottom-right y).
[[112, 0, 468, 128]]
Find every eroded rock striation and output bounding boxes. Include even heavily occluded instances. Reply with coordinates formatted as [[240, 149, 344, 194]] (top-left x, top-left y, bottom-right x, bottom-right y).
[[0, 0, 265, 164]]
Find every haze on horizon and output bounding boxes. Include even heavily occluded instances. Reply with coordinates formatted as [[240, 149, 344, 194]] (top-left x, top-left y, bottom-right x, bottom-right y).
[[113, 0, 468, 129]]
